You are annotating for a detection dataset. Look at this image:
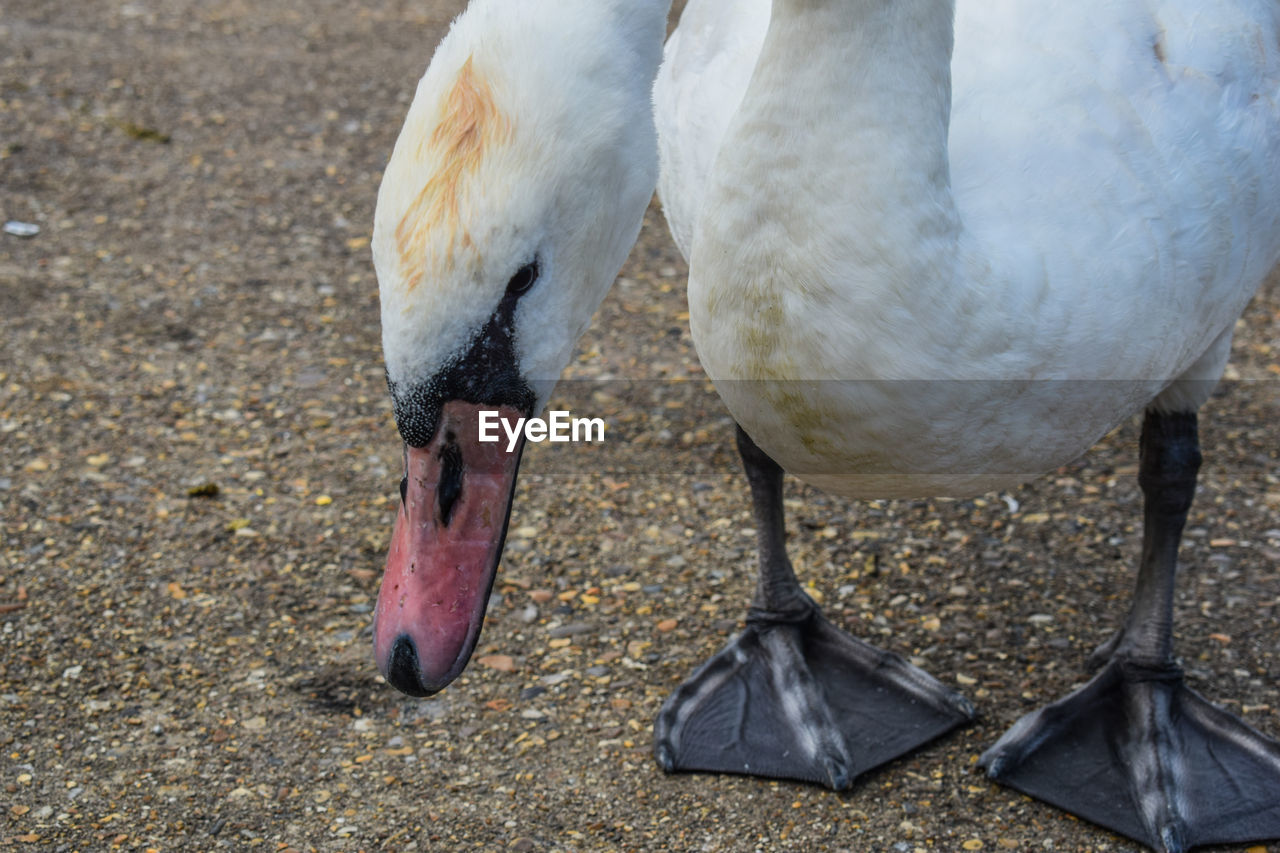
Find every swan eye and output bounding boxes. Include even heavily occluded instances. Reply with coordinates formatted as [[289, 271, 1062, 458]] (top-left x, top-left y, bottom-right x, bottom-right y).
[[506, 259, 539, 297]]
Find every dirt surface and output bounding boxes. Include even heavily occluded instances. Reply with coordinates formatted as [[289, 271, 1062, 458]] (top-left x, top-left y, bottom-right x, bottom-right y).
[[2, 2, 1279, 851]]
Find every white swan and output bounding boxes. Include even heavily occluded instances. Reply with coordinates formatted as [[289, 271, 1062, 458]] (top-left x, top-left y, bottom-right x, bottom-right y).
[[369, 1, 1280, 849]]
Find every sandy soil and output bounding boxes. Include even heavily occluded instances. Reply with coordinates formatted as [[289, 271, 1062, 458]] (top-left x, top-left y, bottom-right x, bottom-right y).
[[2, 1, 1278, 850]]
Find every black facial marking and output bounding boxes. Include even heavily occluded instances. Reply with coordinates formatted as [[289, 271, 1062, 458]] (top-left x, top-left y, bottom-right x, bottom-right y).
[[389, 280, 537, 448], [437, 436, 464, 526]]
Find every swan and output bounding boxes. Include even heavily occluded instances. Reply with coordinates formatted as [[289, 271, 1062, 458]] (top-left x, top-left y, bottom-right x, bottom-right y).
[[369, 0, 1280, 849]]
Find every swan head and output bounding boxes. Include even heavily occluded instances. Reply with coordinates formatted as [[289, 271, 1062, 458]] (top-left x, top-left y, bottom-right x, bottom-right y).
[[371, 0, 668, 697]]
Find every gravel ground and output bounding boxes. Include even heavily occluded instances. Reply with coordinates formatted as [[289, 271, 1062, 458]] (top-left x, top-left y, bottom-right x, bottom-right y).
[[2, 2, 1279, 851]]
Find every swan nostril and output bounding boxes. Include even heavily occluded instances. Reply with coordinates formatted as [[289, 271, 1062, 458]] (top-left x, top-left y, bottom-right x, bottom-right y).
[[384, 635, 435, 698], [437, 437, 463, 526]]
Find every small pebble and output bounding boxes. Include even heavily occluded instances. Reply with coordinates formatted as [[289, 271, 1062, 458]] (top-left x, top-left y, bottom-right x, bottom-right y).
[[547, 622, 594, 639], [478, 654, 516, 672], [3, 220, 39, 237]]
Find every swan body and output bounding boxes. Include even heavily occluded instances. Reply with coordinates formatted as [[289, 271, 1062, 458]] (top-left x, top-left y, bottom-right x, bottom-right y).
[[659, 0, 1280, 497]]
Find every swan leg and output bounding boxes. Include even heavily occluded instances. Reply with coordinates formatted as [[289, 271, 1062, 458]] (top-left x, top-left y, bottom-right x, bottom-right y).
[[981, 411, 1280, 852], [653, 426, 973, 789]]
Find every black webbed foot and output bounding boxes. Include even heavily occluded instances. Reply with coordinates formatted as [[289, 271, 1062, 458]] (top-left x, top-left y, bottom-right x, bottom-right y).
[[982, 410, 1280, 850], [980, 657, 1280, 852], [654, 602, 974, 789]]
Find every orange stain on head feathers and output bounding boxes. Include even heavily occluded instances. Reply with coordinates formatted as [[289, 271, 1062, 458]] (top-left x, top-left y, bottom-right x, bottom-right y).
[[395, 56, 511, 292]]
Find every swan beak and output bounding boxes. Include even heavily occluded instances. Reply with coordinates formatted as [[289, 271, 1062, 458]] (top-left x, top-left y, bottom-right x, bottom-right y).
[[373, 400, 525, 697]]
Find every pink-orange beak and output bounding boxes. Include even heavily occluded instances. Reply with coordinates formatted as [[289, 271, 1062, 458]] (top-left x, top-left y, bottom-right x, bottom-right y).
[[373, 401, 525, 696]]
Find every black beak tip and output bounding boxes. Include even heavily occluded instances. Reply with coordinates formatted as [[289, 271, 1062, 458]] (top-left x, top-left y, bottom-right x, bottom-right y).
[[383, 634, 440, 698]]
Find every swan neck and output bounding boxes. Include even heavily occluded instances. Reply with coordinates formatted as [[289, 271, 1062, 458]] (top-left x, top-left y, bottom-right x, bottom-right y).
[[720, 0, 963, 288], [771, 0, 956, 67], [766, 0, 957, 166]]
